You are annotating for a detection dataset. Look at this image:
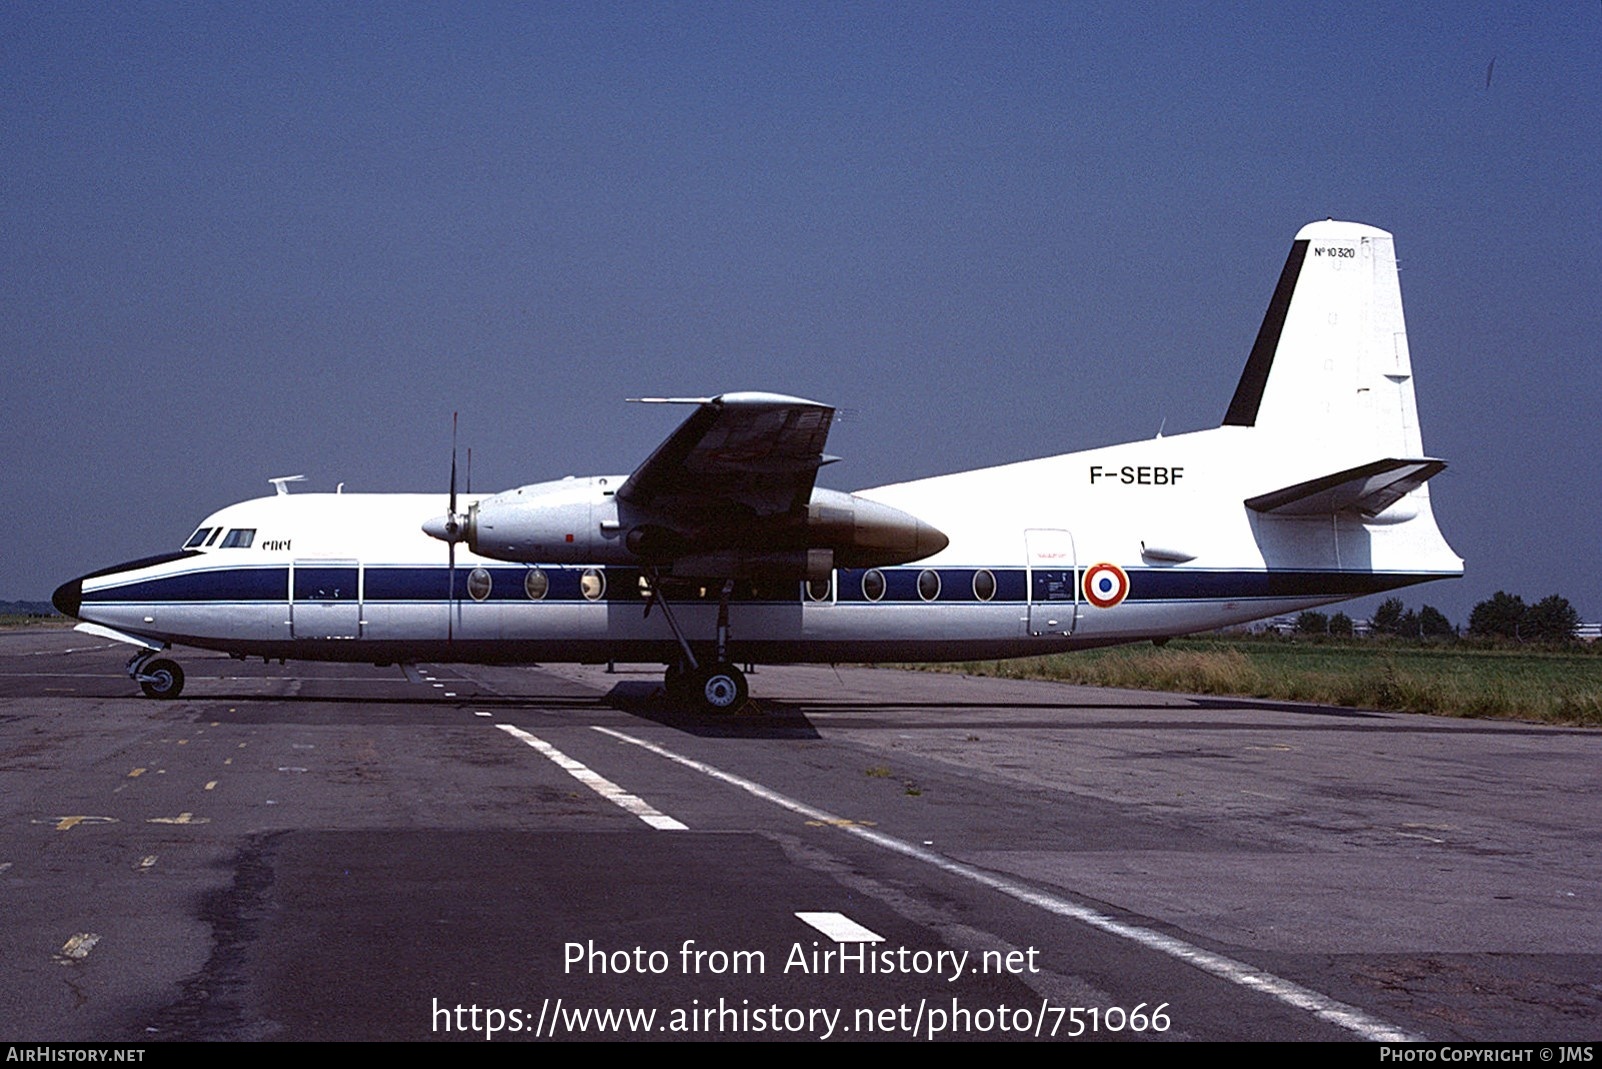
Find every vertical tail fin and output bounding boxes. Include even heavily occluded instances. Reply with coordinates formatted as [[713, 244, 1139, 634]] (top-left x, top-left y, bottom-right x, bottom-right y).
[[1223, 221, 1423, 455]]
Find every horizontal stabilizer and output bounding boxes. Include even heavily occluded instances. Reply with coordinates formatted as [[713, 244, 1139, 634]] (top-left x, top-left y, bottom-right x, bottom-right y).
[[1245, 458, 1445, 517]]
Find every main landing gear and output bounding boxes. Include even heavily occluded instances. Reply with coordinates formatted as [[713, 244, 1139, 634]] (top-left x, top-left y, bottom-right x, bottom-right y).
[[128, 651, 185, 700], [646, 573, 751, 714], [663, 660, 749, 712]]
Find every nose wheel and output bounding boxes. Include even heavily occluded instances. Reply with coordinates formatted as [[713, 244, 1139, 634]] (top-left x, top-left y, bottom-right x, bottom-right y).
[[128, 652, 185, 700]]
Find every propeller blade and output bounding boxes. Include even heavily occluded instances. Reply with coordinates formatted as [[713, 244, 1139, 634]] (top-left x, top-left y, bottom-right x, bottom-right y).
[[449, 412, 459, 527], [448, 412, 458, 643]]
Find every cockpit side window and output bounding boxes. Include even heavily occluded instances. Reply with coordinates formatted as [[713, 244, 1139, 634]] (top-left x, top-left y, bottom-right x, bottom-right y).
[[220, 528, 256, 549], [183, 527, 214, 549], [205, 527, 223, 546]]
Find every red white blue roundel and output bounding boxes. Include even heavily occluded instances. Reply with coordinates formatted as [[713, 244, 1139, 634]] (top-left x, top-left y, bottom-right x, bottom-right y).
[[1083, 562, 1130, 608]]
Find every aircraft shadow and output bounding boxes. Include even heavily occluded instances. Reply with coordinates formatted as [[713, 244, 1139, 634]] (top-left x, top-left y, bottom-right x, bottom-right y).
[[740, 696, 1386, 719], [602, 681, 823, 739]]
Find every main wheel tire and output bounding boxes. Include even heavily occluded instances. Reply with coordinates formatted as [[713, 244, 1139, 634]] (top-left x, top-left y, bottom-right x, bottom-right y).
[[695, 662, 748, 713], [139, 658, 185, 700], [663, 663, 691, 701]]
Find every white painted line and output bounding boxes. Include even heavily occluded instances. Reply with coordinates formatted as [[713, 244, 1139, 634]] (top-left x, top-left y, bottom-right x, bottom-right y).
[[591, 726, 1420, 1042], [796, 912, 883, 943], [474, 711, 492, 717], [498, 725, 687, 831]]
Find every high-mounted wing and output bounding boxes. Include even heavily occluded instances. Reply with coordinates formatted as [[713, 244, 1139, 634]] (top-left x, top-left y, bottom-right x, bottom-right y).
[[618, 392, 837, 520], [425, 391, 947, 580]]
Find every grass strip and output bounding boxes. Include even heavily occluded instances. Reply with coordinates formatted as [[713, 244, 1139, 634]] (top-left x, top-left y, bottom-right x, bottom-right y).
[[920, 638, 1602, 726]]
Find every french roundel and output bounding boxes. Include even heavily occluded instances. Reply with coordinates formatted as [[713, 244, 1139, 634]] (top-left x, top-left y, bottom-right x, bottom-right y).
[[1083, 562, 1130, 608]]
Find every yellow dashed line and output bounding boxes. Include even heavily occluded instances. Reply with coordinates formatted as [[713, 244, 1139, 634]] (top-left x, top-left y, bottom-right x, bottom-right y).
[[48, 816, 117, 831], [128, 768, 145, 778], [146, 812, 209, 825], [204, 781, 218, 791], [57, 932, 100, 963]]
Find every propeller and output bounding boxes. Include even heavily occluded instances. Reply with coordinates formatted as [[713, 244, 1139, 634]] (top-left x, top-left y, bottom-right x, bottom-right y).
[[448, 414, 458, 643], [421, 414, 476, 644]]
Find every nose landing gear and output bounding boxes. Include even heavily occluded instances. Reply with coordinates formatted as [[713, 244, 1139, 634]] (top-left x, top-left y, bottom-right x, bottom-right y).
[[128, 652, 185, 700]]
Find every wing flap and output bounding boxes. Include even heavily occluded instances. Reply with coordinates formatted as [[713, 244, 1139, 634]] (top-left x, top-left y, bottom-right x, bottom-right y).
[[618, 392, 835, 518]]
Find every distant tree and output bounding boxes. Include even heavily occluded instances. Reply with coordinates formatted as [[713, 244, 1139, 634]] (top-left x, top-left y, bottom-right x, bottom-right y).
[[1329, 612, 1354, 637], [1296, 611, 1329, 635], [1419, 605, 1455, 638], [1371, 597, 1406, 636], [1398, 608, 1422, 638], [1523, 595, 1579, 643], [1469, 591, 1527, 639]]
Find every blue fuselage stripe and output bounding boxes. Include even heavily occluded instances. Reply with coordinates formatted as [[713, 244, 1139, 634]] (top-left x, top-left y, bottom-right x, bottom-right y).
[[80, 564, 1443, 606]]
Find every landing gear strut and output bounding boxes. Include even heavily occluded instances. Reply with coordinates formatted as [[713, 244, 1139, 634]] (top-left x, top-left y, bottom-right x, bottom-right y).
[[647, 573, 750, 714], [128, 651, 185, 700]]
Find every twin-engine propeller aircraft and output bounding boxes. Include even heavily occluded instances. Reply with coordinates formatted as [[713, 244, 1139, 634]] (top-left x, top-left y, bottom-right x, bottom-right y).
[[54, 221, 1462, 712]]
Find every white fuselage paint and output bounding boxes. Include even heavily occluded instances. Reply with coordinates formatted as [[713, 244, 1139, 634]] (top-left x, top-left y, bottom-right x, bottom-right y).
[[65, 223, 1464, 670], [70, 419, 1460, 668]]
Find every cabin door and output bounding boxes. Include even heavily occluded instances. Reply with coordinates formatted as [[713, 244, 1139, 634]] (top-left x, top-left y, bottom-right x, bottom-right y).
[[1024, 529, 1077, 636], [290, 560, 361, 639]]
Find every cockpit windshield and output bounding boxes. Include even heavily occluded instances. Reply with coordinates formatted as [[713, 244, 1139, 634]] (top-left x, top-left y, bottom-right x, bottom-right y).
[[183, 526, 226, 550]]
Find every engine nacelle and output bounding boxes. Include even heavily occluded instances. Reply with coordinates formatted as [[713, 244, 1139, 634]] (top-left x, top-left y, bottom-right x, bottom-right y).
[[465, 476, 631, 564], [431, 477, 947, 574], [805, 488, 948, 566]]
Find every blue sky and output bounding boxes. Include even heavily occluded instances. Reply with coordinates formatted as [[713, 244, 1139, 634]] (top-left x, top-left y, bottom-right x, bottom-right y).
[[5, 2, 1598, 625]]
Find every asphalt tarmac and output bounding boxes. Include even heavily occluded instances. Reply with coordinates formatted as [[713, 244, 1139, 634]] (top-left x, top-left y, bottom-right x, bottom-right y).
[[1, 628, 1597, 1042]]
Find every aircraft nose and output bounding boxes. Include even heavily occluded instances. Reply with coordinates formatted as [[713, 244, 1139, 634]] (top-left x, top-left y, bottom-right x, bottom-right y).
[[52, 577, 82, 619]]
